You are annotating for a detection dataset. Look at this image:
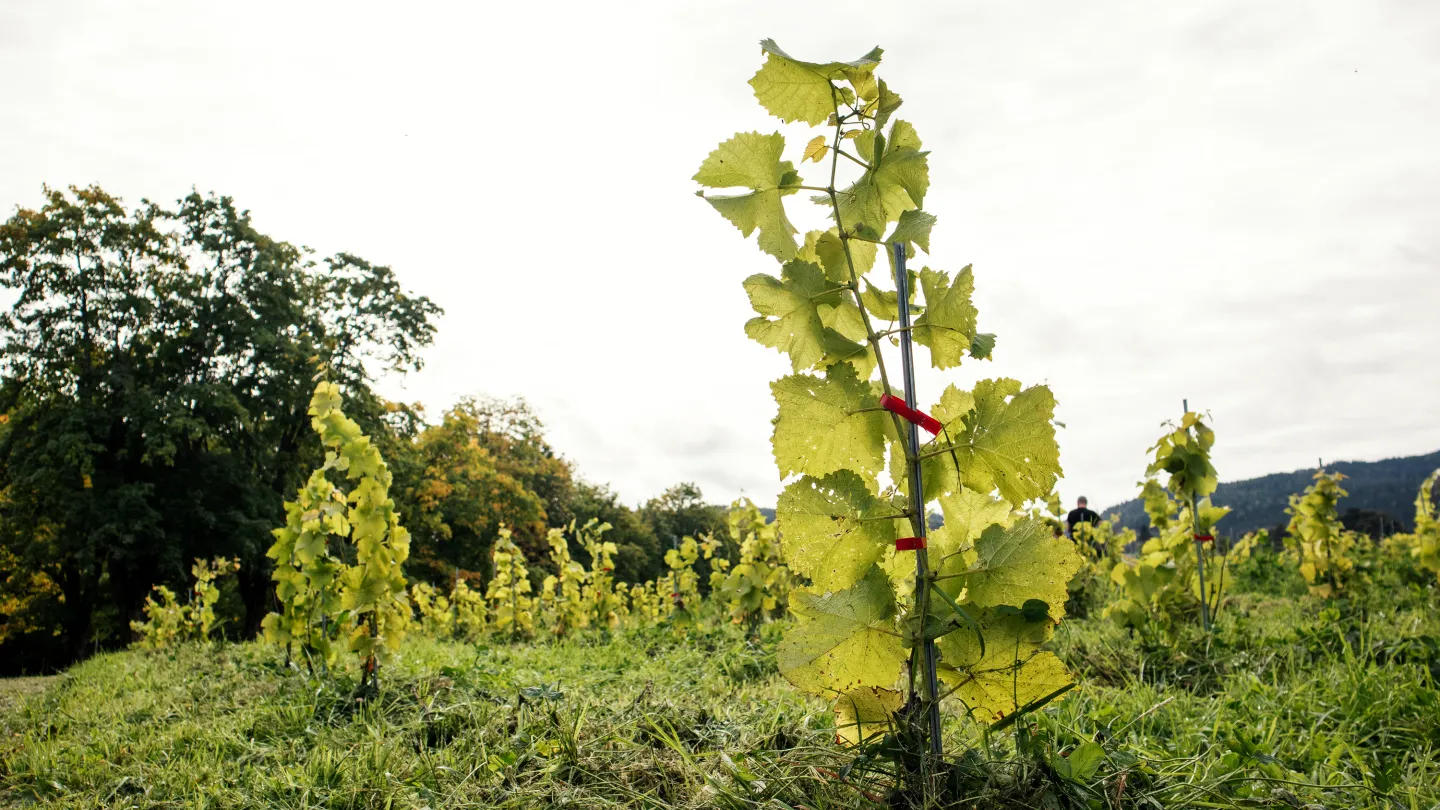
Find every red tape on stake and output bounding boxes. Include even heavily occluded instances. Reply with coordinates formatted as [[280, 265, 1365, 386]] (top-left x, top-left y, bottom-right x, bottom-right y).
[[879, 393, 942, 436], [895, 536, 927, 551], [1193, 534, 1214, 543]]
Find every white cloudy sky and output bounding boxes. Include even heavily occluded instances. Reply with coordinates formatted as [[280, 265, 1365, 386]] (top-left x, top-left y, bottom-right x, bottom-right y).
[[3, 1, 1438, 512]]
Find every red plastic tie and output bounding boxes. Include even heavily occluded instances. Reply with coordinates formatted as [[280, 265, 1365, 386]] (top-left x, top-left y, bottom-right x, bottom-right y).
[[895, 536, 927, 551], [879, 393, 942, 436], [1193, 534, 1214, 543]]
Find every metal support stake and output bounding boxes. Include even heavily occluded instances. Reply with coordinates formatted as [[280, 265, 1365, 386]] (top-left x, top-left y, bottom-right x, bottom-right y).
[[893, 242, 943, 757], [1184, 399, 1212, 632]]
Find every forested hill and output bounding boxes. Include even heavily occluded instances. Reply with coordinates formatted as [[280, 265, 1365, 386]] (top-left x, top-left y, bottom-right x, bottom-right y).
[[1101, 450, 1440, 536]]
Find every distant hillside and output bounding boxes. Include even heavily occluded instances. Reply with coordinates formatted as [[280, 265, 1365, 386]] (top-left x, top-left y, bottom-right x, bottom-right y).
[[1100, 450, 1440, 537]]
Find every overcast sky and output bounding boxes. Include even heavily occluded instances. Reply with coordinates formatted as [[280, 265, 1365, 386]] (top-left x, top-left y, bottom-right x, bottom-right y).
[[3, 1, 1437, 512]]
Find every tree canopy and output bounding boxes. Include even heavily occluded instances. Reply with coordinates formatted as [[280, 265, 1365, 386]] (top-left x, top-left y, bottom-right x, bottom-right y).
[[0, 185, 737, 673]]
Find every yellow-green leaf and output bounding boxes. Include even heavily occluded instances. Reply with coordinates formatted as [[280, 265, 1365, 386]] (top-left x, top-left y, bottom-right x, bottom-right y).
[[778, 471, 907, 593], [833, 686, 903, 746], [803, 136, 829, 164], [743, 259, 852, 371], [748, 39, 883, 125], [963, 518, 1081, 617], [694, 131, 801, 261], [778, 566, 904, 695], [834, 120, 929, 237], [771, 364, 888, 487], [912, 266, 979, 369], [936, 607, 1072, 725]]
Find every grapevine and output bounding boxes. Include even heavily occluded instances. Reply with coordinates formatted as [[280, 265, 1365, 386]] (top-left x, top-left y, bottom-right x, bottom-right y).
[[1412, 469, 1440, 583], [663, 536, 703, 624], [576, 519, 624, 630], [262, 381, 412, 684], [130, 557, 239, 649], [486, 527, 536, 639], [411, 581, 455, 638], [694, 40, 1080, 770], [1145, 409, 1223, 630], [1065, 516, 1130, 618], [715, 498, 792, 627], [451, 578, 488, 640], [1104, 476, 1231, 639], [541, 525, 589, 637], [1285, 469, 1363, 597], [627, 581, 664, 626]]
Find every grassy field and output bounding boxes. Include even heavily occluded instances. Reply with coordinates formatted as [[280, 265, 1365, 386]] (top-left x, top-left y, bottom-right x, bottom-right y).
[[2, 555, 1438, 809]]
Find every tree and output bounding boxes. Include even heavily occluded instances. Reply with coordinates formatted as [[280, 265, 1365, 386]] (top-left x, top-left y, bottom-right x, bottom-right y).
[[0, 186, 439, 670], [392, 400, 548, 585], [458, 396, 575, 529]]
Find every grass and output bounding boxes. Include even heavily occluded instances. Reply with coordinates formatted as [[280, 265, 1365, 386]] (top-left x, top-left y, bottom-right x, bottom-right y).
[[2, 561, 1438, 808]]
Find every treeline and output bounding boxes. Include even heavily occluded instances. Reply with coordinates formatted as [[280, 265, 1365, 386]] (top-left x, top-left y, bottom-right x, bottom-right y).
[[0, 186, 726, 674]]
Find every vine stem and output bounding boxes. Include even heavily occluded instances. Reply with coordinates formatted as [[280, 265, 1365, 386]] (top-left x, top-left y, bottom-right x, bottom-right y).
[[1183, 402, 1212, 633], [822, 82, 942, 762]]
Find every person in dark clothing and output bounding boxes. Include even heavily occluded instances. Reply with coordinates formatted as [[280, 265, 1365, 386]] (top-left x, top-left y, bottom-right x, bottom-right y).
[[1066, 496, 1100, 540]]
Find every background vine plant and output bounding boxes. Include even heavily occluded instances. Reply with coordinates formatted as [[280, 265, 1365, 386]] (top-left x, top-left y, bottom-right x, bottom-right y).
[[130, 557, 239, 650], [715, 498, 791, 629], [485, 527, 535, 640], [1285, 469, 1364, 597], [694, 39, 1081, 780], [1411, 469, 1440, 583]]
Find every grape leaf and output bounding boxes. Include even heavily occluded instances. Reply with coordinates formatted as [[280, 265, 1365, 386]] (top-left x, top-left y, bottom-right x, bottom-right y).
[[818, 299, 876, 378], [962, 517, 1081, 617], [797, 228, 878, 285], [936, 607, 1071, 724], [833, 120, 930, 238], [833, 686, 903, 746], [803, 136, 829, 163], [912, 266, 981, 369], [778, 566, 904, 695], [338, 566, 390, 614], [969, 332, 996, 361], [884, 209, 937, 259], [933, 379, 1062, 507], [778, 470, 906, 593], [889, 383, 976, 501], [930, 487, 1013, 569], [858, 279, 918, 322], [771, 364, 888, 486], [870, 79, 903, 130], [743, 259, 857, 371], [749, 39, 883, 125], [845, 67, 879, 103], [694, 131, 801, 261]]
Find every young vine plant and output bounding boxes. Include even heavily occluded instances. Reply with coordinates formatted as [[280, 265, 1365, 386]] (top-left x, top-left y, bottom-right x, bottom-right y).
[[715, 497, 792, 628], [130, 556, 239, 650], [486, 527, 537, 639], [663, 536, 703, 627], [262, 381, 412, 685], [694, 41, 1081, 756], [1285, 469, 1363, 597], [1106, 410, 1235, 637], [541, 524, 590, 637], [1412, 469, 1440, 583]]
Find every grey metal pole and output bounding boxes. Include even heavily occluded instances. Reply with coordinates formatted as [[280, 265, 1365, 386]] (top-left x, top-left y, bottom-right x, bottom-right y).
[[1184, 399, 1212, 632], [892, 242, 943, 757]]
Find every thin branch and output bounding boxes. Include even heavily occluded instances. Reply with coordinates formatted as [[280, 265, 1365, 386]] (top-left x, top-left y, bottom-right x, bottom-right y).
[[836, 149, 872, 171]]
